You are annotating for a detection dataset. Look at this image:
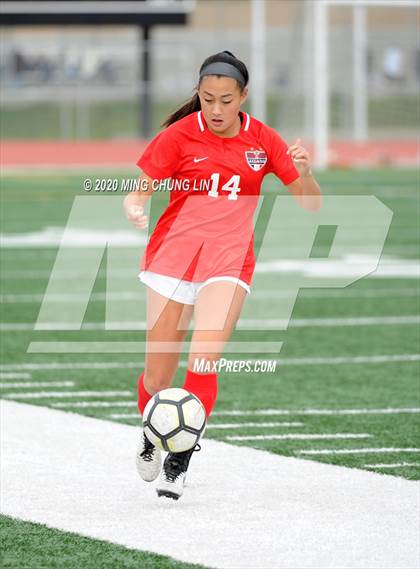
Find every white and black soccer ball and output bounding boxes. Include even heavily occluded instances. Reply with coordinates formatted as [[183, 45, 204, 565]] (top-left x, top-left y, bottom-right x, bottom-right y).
[[143, 388, 206, 453]]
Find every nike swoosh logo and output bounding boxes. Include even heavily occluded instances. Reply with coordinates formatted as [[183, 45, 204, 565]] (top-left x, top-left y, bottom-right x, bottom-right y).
[[193, 157, 208, 163]]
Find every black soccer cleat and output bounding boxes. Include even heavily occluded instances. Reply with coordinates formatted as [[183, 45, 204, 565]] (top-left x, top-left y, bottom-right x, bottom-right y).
[[156, 444, 201, 500]]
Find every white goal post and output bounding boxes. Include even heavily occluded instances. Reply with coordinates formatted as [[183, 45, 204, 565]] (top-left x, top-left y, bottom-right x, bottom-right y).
[[313, 0, 419, 169]]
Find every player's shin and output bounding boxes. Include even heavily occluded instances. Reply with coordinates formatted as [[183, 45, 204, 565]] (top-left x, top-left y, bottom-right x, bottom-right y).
[[137, 370, 152, 415], [183, 368, 218, 417]]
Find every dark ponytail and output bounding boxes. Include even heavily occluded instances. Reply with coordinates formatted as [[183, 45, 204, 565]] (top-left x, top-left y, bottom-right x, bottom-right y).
[[162, 50, 249, 128], [162, 92, 201, 128]]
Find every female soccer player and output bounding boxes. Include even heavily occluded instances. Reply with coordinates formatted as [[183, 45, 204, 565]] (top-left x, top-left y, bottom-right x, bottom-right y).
[[124, 50, 321, 500]]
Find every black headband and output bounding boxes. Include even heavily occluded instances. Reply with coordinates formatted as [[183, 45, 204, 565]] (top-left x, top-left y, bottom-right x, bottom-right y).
[[199, 62, 245, 87]]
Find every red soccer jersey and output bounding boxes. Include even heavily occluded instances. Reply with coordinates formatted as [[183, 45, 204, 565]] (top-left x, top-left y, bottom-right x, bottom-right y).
[[137, 110, 299, 285]]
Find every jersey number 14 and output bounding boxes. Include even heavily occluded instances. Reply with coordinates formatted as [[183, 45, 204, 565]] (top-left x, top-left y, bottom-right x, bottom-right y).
[[208, 173, 241, 201]]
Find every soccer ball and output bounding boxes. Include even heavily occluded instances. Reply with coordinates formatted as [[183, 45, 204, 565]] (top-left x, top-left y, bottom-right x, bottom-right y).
[[143, 388, 206, 453]]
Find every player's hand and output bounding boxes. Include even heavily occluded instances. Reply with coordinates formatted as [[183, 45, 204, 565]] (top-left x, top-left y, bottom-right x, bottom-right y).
[[125, 204, 149, 230], [287, 138, 312, 177]]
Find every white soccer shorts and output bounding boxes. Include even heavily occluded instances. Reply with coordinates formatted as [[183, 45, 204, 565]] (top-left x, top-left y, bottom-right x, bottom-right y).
[[138, 270, 251, 305]]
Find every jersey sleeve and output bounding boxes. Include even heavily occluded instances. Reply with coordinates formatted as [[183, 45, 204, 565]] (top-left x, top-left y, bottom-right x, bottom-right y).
[[137, 126, 180, 180], [265, 127, 300, 185]]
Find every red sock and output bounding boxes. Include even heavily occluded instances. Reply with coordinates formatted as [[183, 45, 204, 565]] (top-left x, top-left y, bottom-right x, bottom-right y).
[[137, 371, 152, 416], [183, 369, 218, 417]]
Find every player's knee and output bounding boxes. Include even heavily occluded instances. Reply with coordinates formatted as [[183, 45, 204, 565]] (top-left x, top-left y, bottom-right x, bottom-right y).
[[143, 370, 172, 394]]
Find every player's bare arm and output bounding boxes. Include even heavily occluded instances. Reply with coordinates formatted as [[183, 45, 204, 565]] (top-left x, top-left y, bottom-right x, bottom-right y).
[[123, 172, 153, 229], [286, 138, 322, 212]]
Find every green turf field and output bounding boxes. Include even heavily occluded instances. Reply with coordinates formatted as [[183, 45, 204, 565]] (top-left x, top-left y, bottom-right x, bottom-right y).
[[1, 167, 419, 487], [1, 167, 419, 569], [0, 516, 207, 569]]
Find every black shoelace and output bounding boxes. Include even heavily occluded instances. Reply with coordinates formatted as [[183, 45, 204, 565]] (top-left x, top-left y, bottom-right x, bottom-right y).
[[140, 434, 155, 462], [164, 444, 201, 482]]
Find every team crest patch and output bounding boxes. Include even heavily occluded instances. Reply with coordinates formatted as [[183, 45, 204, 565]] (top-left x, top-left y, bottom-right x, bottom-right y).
[[245, 149, 267, 172]]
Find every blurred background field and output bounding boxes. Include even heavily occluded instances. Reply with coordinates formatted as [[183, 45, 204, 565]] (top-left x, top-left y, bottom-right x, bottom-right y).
[[0, 0, 419, 149], [1, 94, 419, 140]]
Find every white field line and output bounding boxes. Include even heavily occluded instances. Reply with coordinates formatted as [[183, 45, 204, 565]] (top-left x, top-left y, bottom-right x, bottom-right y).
[[1, 255, 419, 278], [26, 341, 282, 355], [58, 402, 138, 409], [0, 269, 135, 280], [2, 243, 411, 255], [100, 418, 307, 429], [0, 373, 31, 380], [56, 404, 420, 415], [240, 316, 420, 328], [2, 287, 419, 303], [212, 407, 420, 417], [3, 237, 418, 255], [3, 390, 132, 399], [108, 407, 420, 419], [1, 268, 419, 282], [0, 228, 147, 248], [0, 164, 133, 175], [0, 362, 146, 371], [110, 413, 139, 418], [271, 355, 420, 365], [2, 400, 418, 569], [206, 422, 304, 430], [298, 448, 420, 456], [253, 287, 420, 299], [263, 186, 418, 199], [0, 381, 74, 389], [254, 257, 420, 279], [2, 315, 420, 331], [364, 463, 420, 469], [226, 434, 372, 441], [0, 292, 146, 303], [1, 354, 419, 372]]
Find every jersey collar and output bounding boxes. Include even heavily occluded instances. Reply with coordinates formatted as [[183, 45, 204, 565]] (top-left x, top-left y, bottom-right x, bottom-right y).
[[197, 110, 250, 136]]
